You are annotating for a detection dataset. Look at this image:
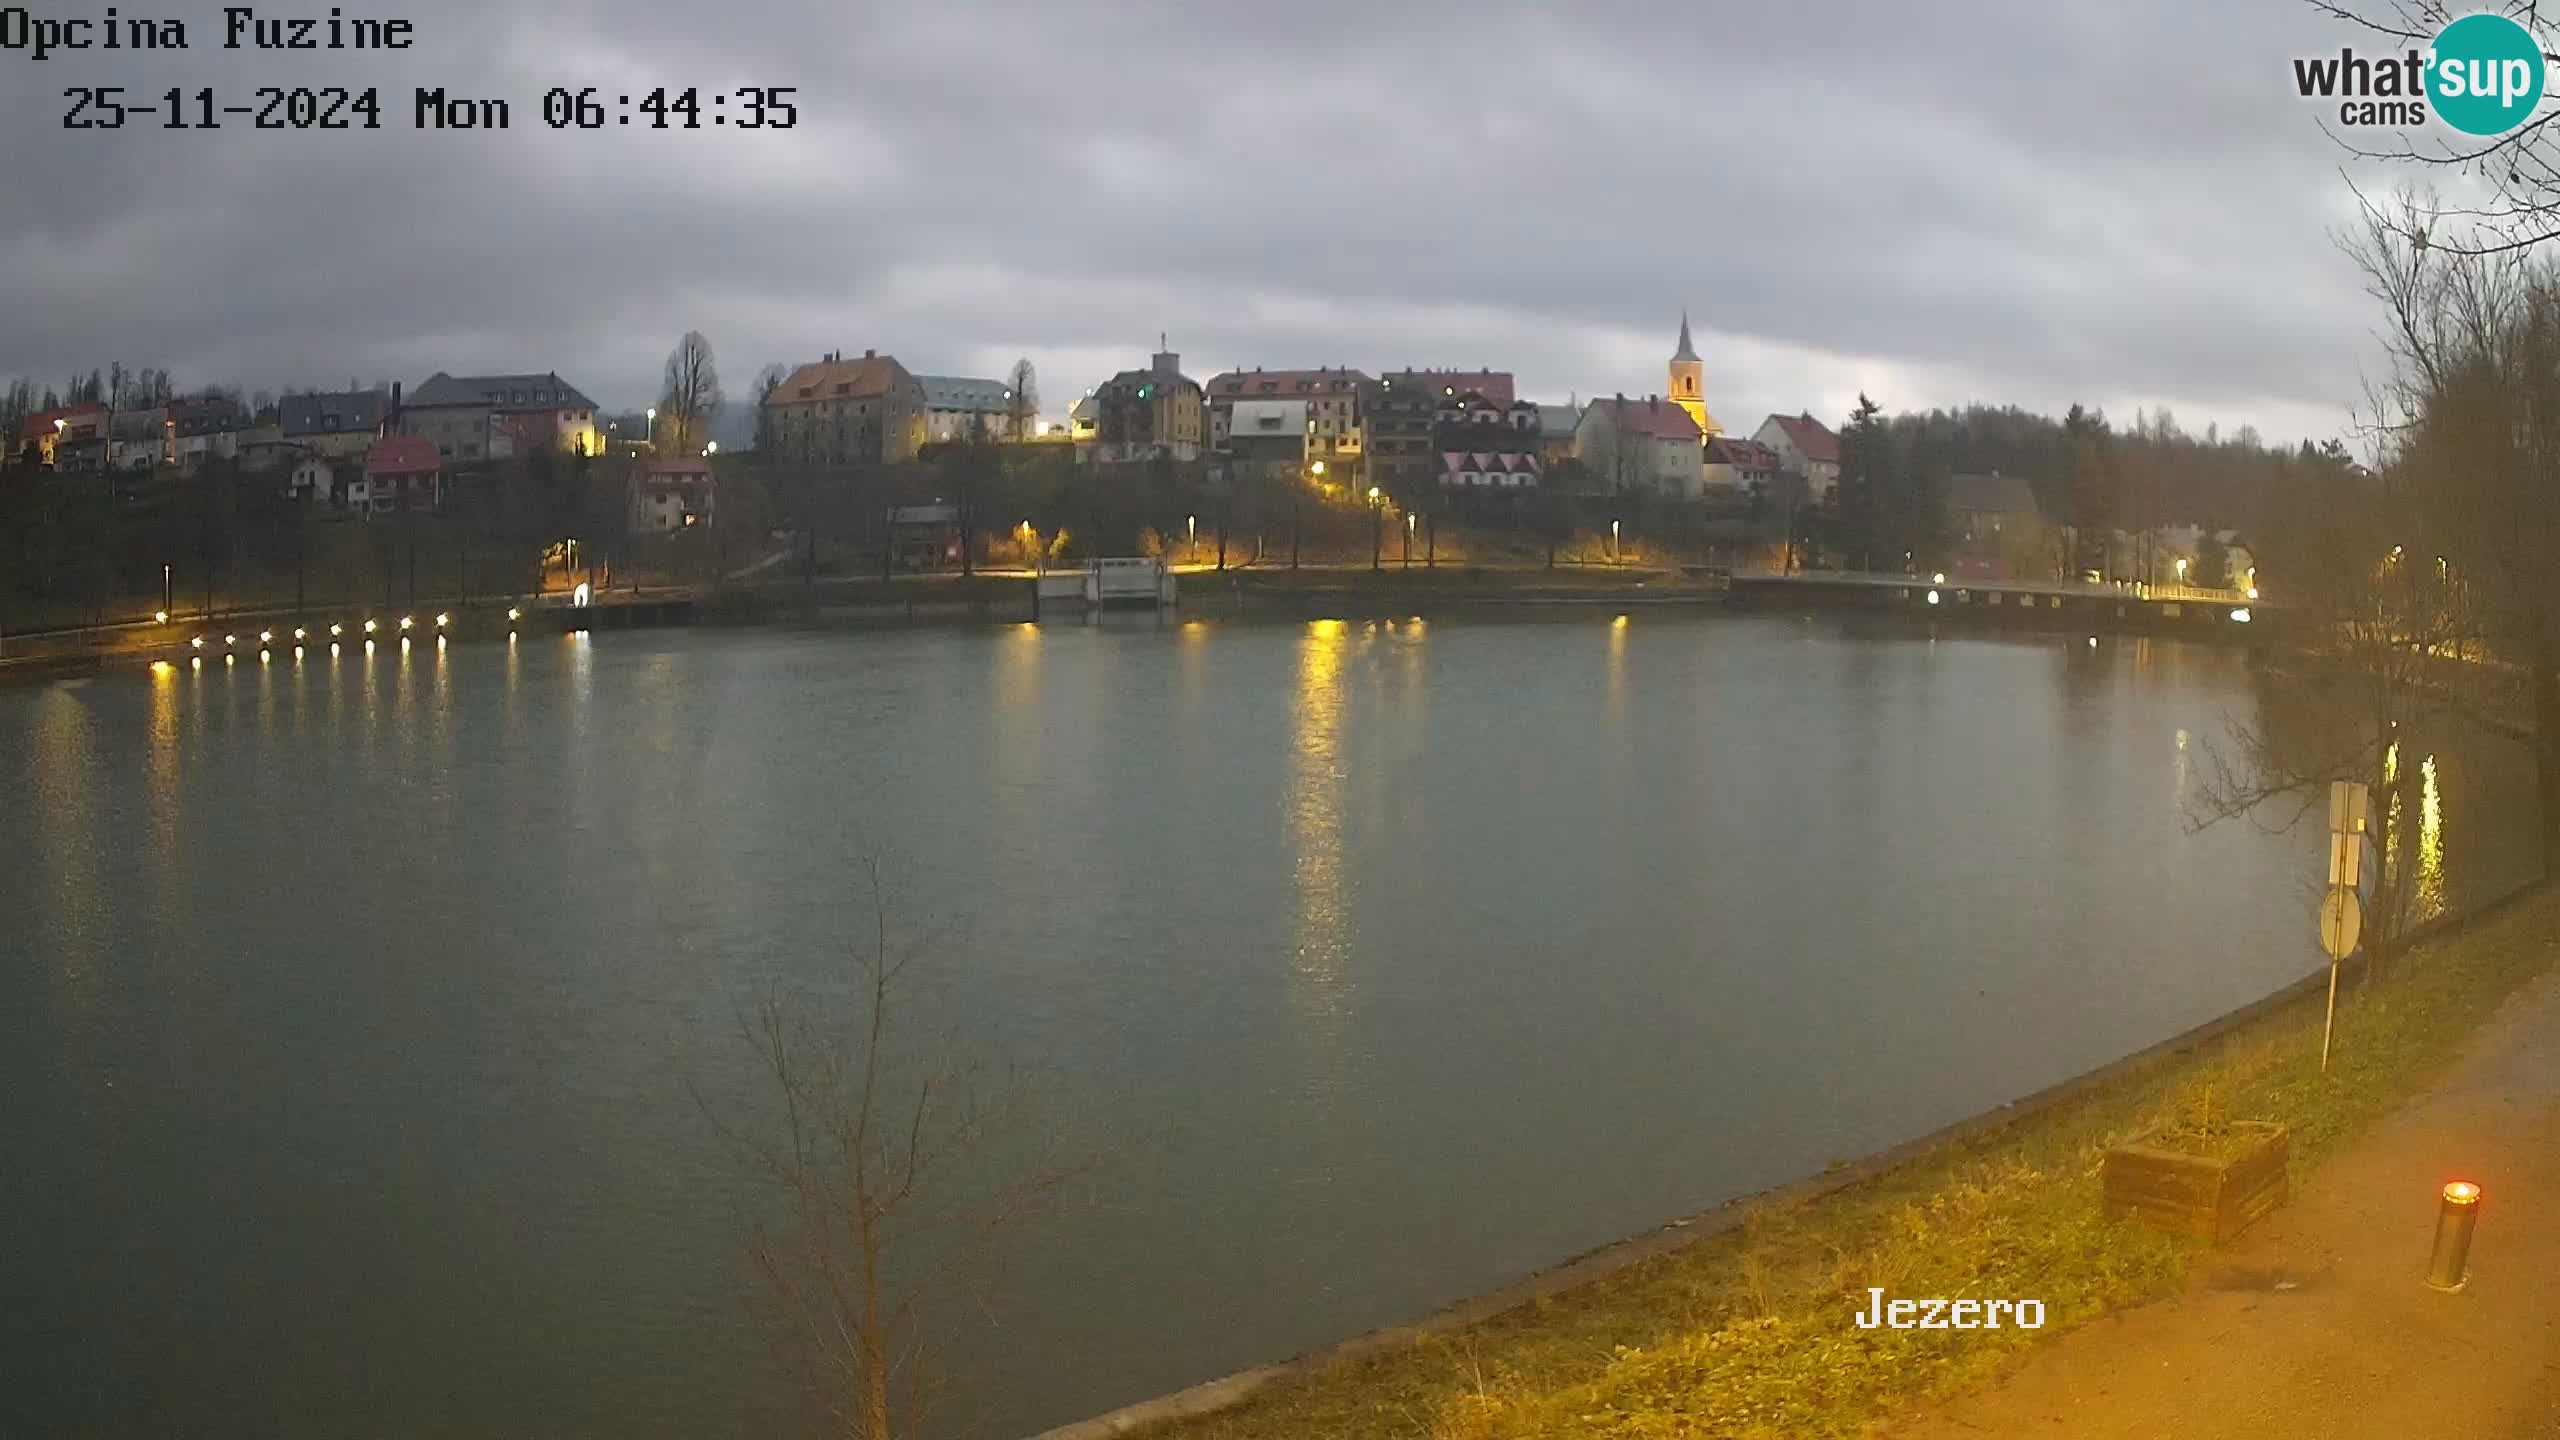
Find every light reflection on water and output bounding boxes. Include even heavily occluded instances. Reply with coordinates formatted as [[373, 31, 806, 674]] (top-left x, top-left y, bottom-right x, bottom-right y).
[[1288, 620, 1352, 1029], [0, 618, 2542, 1440]]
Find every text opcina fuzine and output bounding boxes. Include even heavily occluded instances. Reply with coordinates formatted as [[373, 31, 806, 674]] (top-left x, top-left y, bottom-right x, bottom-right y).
[[1853, 1289, 2045, 1330], [2, 7, 418, 62]]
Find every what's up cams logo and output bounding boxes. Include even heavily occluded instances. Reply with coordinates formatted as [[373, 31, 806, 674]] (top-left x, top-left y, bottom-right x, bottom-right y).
[[2295, 11, 2548, 134]]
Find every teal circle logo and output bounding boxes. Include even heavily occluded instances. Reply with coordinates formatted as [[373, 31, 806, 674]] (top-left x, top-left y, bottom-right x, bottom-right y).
[[2429, 13, 2546, 135]]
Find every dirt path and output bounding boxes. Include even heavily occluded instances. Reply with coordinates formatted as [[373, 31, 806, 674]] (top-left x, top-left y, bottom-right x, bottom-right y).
[[1893, 961, 2560, 1438]]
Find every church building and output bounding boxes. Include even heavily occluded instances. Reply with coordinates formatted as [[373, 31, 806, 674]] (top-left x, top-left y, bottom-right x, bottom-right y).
[[1668, 311, 1718, 439]]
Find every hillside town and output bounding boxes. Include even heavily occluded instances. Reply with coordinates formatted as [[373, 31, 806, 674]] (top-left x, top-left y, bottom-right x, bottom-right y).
[[4, 313, 2275, 599]]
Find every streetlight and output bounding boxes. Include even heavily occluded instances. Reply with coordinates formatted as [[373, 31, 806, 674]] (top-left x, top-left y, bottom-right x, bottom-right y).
[[645, 406, 657, 447], [1368, 487, 1384, 572], [1611, 517, 1622, 563], [2175, 556, 2188, 582], [705, 441, 717, 456]]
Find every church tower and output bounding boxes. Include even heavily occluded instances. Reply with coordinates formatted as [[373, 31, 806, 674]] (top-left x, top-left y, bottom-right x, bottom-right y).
[[1668, 311, 1716, 436]]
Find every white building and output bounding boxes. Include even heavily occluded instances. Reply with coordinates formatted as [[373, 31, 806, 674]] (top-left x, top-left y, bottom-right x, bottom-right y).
[[918, 374, 1018, 444], [1752, 412, 1842, 501], [1576, 395, 1705, 498], [285, 455, 336, 504]]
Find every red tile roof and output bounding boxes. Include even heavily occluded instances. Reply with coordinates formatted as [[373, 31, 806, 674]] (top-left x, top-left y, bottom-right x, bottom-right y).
[[1767, 412, 1840, 464], [365, 434, 441, 475], [1590, 396, 1702, 443], [20, 402, 108, 445], [771, 353, 914, 405]]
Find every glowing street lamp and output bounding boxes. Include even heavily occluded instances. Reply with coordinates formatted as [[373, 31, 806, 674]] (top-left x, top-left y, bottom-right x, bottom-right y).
[[2175, 556, 2188, 581]]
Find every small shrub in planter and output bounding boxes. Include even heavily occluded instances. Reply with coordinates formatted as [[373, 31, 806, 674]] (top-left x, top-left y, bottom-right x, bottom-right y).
[[2102, 1085, 2289, 1241]]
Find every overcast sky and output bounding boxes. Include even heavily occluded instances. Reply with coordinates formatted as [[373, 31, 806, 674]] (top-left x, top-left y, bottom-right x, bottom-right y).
[[0, 0, 2441, 444]]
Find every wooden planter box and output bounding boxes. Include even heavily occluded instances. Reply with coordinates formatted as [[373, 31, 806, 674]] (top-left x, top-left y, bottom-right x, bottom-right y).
[[2102, 1121, 2289, 1241]]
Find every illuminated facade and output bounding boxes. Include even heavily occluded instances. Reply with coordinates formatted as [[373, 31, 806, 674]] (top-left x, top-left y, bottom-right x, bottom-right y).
[[1668, 312, 1716, 438]]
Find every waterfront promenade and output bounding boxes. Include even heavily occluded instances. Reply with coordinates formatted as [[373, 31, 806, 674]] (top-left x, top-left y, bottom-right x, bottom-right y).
[[1898, 960, 2560, 1438]]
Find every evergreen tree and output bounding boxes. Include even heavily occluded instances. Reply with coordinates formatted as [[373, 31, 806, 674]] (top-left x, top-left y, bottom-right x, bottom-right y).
[[1836, 393, 1891, 570]]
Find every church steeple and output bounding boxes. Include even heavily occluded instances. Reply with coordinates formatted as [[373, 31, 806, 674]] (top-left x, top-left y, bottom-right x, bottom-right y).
[[1668, 310, 1714, 436]]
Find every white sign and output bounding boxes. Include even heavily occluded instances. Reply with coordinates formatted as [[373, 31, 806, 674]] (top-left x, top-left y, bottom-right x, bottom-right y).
[[2329, 780, 2370, 836], [2328, 831, 2365, 889]]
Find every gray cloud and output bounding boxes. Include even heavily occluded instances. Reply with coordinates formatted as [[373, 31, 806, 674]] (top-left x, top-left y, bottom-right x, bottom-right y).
[[0, 0, 2423, 443]]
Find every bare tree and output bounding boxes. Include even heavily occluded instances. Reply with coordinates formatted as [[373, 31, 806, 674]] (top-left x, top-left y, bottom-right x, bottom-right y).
[[701, 862, 1088, 1440], [2343, 190, 2560, 867], [752, 363, 789, 457], [2306, 1, 2560, 255], [2191, 451, 2467, 977], [1005, 358, 1038, 443], [660, 331, 725, 458]]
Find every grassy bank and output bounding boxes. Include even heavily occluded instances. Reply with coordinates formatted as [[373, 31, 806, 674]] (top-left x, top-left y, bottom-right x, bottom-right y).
[[1129, 888, 2557, 1440]]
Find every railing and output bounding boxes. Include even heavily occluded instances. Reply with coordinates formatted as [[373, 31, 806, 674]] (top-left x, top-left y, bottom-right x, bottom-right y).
[[1031, 559, 1178, 610]]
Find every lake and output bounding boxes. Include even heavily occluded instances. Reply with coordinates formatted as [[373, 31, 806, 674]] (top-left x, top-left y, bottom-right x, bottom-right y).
[[1, 613, 2537, 1437]]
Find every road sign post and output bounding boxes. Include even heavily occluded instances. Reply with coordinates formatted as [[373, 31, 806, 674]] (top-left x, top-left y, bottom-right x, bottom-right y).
[[2318, 781, 2371, 1074]]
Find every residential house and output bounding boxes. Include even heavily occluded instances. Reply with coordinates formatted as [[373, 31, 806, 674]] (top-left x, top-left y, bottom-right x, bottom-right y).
[[169, 395, 248, 473], [1944, 471, 2048, 580], [1703, 435, 1782, 494], [285, 454, 337, 505], [109, 407, 171, 474], [402, 372, 601, 463], [1753, 412, 1841, 500], [1434, 386, 1542, 491], [765, 349, 927, 466], [18, 403, 108, 468], [918, 374, 1018, 445], [1207, 367, 1369, 479], [1945, 471, 2042, 544], [1576, 395, 1705, 498], [279, 390, 389, 460], [1085, 342, 1204, 465], [355, 434, 442, 516], [629, 457, 717, 533], [1533, 401, 1582, 469], [1362, 369, 1515, 498], [888, 503, 961, 570], [1222, 398, 1312, 476], [237, 409, 283, 470]]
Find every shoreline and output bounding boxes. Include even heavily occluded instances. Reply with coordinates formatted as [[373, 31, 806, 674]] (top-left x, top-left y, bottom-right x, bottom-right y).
[[0, 564, 2278, 688], [1030, 879, 2552, 1439]]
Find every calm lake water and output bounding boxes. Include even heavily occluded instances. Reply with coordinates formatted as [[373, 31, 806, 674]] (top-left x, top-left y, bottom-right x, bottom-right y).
[[2, 614, 2538, 1438]]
